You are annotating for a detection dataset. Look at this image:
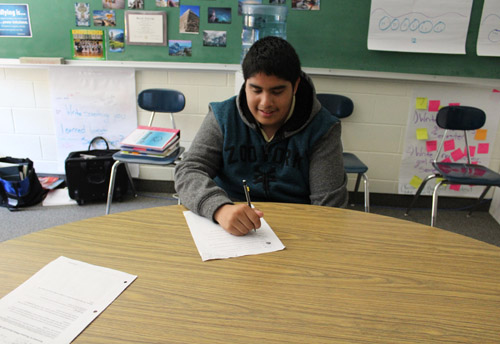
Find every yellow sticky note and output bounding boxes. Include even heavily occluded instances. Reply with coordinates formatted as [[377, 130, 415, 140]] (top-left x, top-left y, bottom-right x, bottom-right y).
[[416, 128, 428, 140], [435, 177, 444, 185], [415, 97, 428, 110], [409, 175, 423, 189], [475, 129, 487, 141]]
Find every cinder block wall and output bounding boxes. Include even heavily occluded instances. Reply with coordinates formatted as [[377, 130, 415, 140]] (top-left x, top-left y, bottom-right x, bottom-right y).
[[1, 66, 499, 195]]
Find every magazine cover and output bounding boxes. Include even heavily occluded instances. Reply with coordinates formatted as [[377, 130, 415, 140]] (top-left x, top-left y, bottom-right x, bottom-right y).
[[71, 29, 106, 59]]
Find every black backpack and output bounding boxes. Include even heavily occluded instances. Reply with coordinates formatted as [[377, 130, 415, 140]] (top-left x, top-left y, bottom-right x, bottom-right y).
[[0, 157, 48, 210]]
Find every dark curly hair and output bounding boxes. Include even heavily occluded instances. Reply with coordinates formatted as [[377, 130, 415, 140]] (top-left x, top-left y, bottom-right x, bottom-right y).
[[242, 36, 301, 84]]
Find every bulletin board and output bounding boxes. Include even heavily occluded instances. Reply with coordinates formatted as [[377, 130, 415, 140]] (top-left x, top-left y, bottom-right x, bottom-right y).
[[399, 86, 500, 197], [0, 0, 499, 79]]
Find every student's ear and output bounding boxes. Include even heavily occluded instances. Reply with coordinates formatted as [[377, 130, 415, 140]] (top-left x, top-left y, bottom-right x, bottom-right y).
[[293, 77, 301, 95]]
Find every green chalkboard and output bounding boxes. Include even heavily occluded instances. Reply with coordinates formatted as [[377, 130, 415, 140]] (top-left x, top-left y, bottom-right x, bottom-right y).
[[0, 0, 498, 79]]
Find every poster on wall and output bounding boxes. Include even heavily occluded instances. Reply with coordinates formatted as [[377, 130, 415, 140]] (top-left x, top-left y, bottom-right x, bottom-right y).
[[0, 4, 31, 37], [50, 68, 137, 173], [399, 86, 500, 197], [477, 0, 500, 57], [368, 0, 473, 54]]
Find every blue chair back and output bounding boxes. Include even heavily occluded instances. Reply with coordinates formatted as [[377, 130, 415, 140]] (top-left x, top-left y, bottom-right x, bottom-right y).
[[436, 106, 485, 130], [138, 89, 185, 113], [316, 94, 353, 119]]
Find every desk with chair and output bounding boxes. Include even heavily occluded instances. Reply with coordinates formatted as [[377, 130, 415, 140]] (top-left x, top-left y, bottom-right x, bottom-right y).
[[106, 89, 185, 215], [405, 105, 500, 227], [1, 203, 499, 343]]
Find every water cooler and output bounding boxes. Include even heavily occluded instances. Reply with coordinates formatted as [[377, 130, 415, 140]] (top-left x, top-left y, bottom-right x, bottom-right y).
[[240, 4, 289, 62]]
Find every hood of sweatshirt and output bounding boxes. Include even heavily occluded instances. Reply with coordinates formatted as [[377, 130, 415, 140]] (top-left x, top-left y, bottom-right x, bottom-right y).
[[236, 71, 323, 141]]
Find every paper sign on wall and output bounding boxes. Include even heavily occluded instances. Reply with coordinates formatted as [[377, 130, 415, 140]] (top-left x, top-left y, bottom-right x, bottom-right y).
[[368, 0, 473, 54], [50, 68, 137, 173], [477, 0, 500, 57]]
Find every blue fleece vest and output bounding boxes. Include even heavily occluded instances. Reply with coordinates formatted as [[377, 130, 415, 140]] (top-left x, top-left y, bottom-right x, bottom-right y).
[[211, 96, 339, 204]]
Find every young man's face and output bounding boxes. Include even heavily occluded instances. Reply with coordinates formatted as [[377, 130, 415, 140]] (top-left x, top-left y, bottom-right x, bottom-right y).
[[245, 73, 300, 138]]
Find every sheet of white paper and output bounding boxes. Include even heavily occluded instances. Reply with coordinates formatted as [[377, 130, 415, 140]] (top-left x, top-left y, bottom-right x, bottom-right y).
[[42, 188, 78, 206], [477, 0, 500, 56], [183, 211, 285, 261], [368, 0, 473, 54], [0, 256, 137, 344]]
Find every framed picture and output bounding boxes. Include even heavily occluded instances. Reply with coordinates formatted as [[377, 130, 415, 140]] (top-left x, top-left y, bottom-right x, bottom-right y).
[[125, 10, 167, 46]]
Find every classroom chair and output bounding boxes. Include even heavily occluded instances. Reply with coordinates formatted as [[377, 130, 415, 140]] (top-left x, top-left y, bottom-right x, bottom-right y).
[[404, 105, 500, 227], [317, 93, 370, 212], [105, 88, 186, 215]]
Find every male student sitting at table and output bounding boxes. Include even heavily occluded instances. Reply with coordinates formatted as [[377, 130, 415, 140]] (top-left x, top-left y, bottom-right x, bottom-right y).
[[174, 36, 347, 236]]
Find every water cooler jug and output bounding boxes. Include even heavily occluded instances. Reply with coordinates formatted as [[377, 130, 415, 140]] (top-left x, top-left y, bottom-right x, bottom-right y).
[[241, 4, 288, 62]]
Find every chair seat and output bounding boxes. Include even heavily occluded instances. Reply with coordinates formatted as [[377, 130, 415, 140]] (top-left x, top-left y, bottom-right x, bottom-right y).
[[343, 152, 368, 174], [113, 147, 184, 165], [433, 162, 500, 186]]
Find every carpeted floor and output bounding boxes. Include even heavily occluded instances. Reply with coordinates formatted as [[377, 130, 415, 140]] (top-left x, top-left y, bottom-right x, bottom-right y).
[[1, 192, 499, 247]]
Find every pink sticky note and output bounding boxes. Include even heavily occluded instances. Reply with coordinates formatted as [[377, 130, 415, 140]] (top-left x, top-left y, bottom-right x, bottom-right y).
[[451, 148, 464, 161], [443, 139, 455, 152], [469, 146, 476, 157], [426, 140, 437, 152], [449, 184, 461, 191], [428, 100, 440, 112], [442, 157, 452, 163], [477, 143, 489, 154], [493, 89, 500, 93], [448, 102, 461, 106]]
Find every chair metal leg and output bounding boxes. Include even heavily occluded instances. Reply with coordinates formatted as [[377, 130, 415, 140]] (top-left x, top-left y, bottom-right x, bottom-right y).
[[123, 162, 138, 197], [405, 174, 439, 216], [354, 173, 362, 193], [350, 173, 364, 207], [106, 160, 123, 215], [362, 173, 370, 213], [431, 180, 446, 227], [467, 186, 491, 217]]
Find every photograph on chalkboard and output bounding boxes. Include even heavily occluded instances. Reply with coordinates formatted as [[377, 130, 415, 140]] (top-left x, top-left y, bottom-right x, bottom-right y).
[[75, 3, 90, 27], [169, 40, 192, 56], [109, 29, 125, 52], [180, 5, 200, 34], [125, 11, 167, 46], [128, 0, 144, 9], [93, 10, 116, 27], [208, 7, 231, 24], [291, 0, 320, 10], [71, 29, 106, 60], [156, 0, 179, 7], [103, 0, 125, 10], [203, 30, 226, 47]]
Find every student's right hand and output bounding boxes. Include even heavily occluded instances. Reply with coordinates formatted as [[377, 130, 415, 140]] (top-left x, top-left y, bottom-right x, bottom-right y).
[[214, 204, 264, 236]]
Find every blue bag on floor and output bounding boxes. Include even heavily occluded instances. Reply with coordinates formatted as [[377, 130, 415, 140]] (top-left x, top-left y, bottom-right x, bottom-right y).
[[0, 157, 47, 210]]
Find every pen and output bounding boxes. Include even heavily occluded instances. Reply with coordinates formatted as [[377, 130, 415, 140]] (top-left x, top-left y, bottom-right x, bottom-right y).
[[242, 179, 255, 232]]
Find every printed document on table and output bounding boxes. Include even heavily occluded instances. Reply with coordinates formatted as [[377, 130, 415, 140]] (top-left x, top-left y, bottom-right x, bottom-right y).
[[184, 211, 285, 261], [0, 256, 137, 344]]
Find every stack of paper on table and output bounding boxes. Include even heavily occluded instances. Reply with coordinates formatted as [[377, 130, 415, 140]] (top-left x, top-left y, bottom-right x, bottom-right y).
[[119, 125, 180, 158], [0, 256, 136, 344], [183, 211, 286, 261]]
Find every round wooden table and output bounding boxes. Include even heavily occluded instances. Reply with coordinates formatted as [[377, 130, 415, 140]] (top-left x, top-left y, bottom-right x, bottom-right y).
[[1, 203, 499, 343]]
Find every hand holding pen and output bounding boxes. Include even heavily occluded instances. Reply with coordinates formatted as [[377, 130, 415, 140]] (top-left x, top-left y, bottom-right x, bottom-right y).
[[213, 180, 263, 236]]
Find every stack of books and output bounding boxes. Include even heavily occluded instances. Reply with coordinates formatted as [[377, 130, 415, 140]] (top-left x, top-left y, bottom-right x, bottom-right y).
[[119, 126, 180, 159]]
